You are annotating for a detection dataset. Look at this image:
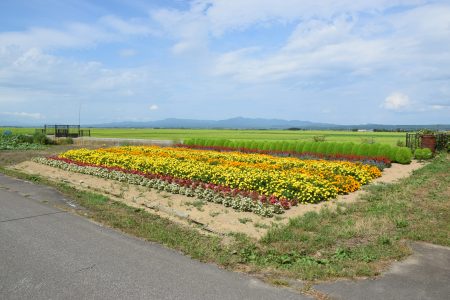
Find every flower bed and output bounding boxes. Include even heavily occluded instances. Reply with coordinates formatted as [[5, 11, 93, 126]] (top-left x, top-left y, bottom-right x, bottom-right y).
[[34, 145, 382, 217]]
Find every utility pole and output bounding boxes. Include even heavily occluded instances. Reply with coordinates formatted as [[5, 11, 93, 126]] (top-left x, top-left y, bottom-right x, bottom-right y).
[[78, 102, 81, 127]]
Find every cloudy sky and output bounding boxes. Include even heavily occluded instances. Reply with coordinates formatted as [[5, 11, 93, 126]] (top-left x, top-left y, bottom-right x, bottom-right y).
[[1, 0, 449, 125]]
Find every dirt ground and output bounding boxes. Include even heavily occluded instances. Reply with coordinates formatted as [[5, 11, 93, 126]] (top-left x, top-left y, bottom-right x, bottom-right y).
[[10, 158, 426, 239]]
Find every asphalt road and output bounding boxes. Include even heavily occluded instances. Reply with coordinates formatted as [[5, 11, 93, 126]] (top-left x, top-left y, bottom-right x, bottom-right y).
[[0, 174, 309, 300]]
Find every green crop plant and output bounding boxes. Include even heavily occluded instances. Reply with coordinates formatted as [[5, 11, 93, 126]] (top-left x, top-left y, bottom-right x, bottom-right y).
[[276, 141, 284, 151], [395, 147, 412, 164], [377, 144, 391, 159], [388, 147, 399, 161], [302, 142, 313, 153], [215, 139, 226, 147], [357, 144, 371, 156], [350, 144, 360, 155], [287, 142, 296, 152], [295, 142, 305, 153], [333, 143, 344, 155], [325, 142, 337, 155], [414, 148, 433, 160], [268, 142, 277, 151], [316, 142, 328, 154], [280, 142, 289, 152], [355, 144, 364, 156], [367, 144, 381, 157], [342, 142, 354, 155], [310, 142, 319, 153]]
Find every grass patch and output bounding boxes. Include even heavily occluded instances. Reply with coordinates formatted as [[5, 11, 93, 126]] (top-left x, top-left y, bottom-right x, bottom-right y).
[[249, 153, 450, 279], [209, 211, 221, 217], [239, 217, 253, 224], [185, 200, 206, 211], [1, 150, 448, 282], [254, 222, 270, 229]]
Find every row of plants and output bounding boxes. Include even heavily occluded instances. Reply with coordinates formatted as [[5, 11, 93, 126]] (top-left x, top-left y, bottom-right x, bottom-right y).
[[183, 139, 413, 164], [0, 131, 47, 150], [45, 146, 381, 216], [178, 144, 391, 170]]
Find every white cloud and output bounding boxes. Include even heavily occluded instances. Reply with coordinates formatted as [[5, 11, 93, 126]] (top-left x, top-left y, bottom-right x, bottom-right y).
[[0, 47, 156, 106], [99, 15, 154, 35], [0, 111, 44, 119], [0, 24, 111, 50], [211, 3, 450, 83], [119, 48, 137, 57], [382, 92, 411, 110], [152, 0, 427, 39], [430, 104, 450, 110], [209, 0, 431, 34], [151, 7, 209, 54], [149, 104, 159, 110], [0, 16, 156, 50], [213, 17, 388, 82]]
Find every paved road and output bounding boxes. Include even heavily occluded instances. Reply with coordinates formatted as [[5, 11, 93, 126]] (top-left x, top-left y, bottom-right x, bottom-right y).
[[0, 174, 308, 300]]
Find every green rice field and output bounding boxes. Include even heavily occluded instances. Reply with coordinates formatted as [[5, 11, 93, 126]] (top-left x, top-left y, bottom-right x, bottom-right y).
[[1, 127, 407, 145]]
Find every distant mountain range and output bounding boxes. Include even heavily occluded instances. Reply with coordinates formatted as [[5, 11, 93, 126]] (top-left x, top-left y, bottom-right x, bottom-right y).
[[2, 116, 449, 130], [88, 117, 450, 131]]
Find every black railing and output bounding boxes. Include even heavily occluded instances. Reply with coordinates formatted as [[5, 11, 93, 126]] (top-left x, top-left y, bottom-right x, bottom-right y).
[[79, 129, 91, 137], [37, 125, 91, 138]]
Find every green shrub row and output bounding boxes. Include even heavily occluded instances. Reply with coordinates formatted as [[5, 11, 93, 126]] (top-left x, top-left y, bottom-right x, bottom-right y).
[[0, 131, 53, 150], [183, 139, 413, 164], [414, 148, 433, 160]]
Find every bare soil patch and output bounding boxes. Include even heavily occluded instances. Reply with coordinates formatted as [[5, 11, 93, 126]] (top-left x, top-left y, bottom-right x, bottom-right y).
[[11, 160, 426, 239]]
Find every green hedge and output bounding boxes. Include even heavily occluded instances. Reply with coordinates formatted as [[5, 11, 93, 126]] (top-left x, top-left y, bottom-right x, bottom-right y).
[[414, 148, 433, 160], [183, 139, 413, 164]]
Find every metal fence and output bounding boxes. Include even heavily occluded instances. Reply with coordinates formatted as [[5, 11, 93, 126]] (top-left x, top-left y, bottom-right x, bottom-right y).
[[36, 125, 90, 138], [406, 133, 448, 151]]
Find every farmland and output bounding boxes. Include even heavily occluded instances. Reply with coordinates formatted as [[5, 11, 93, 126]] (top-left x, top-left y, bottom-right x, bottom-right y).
[[1, 127, 406, 145]]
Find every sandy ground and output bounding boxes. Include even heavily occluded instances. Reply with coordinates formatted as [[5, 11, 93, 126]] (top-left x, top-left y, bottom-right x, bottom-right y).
[[11, 160, 426, 239]]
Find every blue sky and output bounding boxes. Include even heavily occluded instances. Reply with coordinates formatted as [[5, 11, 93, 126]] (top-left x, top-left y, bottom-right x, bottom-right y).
[[0, 0, 449, 125]]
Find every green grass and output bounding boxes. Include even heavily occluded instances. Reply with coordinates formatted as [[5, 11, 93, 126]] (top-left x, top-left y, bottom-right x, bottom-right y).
[[1, 146, 448, 283], [1, 127, 406, 145], [252, 153, 450, 279], [0, 127, 36, 135]]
